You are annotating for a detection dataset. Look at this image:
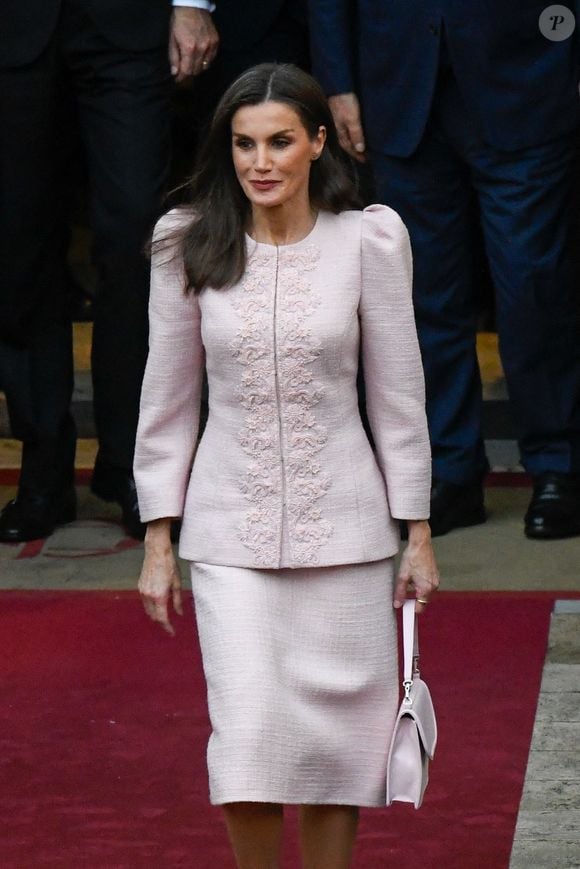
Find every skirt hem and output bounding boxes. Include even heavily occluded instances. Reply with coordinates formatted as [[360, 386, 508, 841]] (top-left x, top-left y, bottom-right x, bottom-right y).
[[210, 792, 388, 809]]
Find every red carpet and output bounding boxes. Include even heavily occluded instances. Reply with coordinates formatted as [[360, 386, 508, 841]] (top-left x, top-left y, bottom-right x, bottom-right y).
[[0, 591, 561, 868]]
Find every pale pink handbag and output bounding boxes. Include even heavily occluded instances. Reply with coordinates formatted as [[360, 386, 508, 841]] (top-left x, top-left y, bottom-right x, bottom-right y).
[[386, 599, 438, 809]]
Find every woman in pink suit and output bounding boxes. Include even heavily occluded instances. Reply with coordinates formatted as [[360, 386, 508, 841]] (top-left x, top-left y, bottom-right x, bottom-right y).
[[134, 64, 439, 869]]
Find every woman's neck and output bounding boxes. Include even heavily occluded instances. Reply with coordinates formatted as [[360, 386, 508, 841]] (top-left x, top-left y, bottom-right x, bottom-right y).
[[248, 200, 317, 247]]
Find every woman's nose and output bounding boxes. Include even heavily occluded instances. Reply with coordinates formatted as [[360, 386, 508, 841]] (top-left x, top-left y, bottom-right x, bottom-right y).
[[254, 145, 272, 172]]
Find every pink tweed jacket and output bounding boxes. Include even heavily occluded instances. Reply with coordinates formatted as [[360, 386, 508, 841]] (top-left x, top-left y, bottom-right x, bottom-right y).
[[134, 204, 431, 568]]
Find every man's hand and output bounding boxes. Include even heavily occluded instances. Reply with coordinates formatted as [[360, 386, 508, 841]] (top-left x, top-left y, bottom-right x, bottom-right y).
[[328, 93, 367, 162], [169, 7, 219, 82]]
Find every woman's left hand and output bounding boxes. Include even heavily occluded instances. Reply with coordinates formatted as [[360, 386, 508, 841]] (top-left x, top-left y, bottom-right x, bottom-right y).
[[394, 520, 440, 614]]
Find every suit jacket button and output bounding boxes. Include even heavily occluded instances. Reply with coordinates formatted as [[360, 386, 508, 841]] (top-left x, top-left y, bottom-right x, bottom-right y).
[[429, 23, 439, 35]]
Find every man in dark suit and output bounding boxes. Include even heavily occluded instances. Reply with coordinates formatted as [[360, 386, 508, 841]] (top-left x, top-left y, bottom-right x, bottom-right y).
[[309, 1, 580, 538], [0, 0, 218, 541]]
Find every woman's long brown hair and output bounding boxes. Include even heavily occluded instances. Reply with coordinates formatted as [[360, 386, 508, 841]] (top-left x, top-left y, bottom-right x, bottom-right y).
[[157, 63, 362, 294]]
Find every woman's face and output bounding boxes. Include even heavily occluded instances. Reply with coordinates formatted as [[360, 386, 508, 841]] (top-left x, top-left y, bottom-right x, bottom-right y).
[[231, 101, 326, 211]]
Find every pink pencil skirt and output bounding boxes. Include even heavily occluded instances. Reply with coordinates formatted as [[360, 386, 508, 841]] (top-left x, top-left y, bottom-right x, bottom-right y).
[[190, 558, 399, 807]]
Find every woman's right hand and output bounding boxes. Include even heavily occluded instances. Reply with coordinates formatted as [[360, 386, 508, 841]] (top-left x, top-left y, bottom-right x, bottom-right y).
[[138, 518, 183, 635]]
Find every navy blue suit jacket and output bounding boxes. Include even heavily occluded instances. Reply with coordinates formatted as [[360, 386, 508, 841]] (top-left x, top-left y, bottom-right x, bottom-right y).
[[309, 0, 580, 156]]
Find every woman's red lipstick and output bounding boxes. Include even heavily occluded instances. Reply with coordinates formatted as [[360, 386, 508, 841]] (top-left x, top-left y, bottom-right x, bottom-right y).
[[250, 180, 281, 190]]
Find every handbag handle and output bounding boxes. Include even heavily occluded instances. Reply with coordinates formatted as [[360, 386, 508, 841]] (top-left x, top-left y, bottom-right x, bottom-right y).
[[402, 600, 420, 700]]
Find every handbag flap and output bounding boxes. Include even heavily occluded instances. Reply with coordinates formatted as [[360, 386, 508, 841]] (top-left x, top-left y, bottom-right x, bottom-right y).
[[387, 716, 429, 808], [398, 677, 437, 759]]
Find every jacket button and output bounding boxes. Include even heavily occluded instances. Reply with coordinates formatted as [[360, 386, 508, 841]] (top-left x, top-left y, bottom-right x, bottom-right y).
[[429, 23, 439, 36]]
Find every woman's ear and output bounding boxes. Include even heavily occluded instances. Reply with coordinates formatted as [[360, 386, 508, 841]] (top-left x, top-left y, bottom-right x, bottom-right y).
[[312, 125, 327, 161]]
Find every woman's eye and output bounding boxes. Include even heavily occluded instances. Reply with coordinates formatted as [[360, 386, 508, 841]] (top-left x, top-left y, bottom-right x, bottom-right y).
[[272, 139, 290, 149], [235, 139, 253, 150]]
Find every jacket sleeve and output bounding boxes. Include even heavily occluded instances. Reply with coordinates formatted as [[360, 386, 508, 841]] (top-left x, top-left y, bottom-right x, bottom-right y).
[[308, 0, 355, 96], [133, 210, 204, 522], [359, 204, 431, 520]]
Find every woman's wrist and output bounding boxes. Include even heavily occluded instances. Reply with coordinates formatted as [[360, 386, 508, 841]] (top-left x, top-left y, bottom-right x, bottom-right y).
[[405, 519, 432, 544], [144, 518, 174, 553]]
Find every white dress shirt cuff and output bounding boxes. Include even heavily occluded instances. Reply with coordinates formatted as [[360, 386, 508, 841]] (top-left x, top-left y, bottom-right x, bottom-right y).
[[172, 0, 215, 11]]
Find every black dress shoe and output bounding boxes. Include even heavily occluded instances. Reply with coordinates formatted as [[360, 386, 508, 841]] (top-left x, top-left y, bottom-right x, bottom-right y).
[[0, 487, 77, 543], [524, 472, 580, 540], [428, 477, 486, 537], [91, 465, 146, 540]]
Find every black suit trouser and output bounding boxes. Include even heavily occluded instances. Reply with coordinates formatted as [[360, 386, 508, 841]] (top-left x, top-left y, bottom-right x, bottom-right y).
[[0, 0, 170, 493]]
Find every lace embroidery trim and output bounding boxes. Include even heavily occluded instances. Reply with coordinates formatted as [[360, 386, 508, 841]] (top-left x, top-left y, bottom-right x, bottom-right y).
[[230, 243, 333, 565]]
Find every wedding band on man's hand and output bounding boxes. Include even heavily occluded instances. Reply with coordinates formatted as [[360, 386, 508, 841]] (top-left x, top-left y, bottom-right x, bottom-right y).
[[417, 598, 430, 605]]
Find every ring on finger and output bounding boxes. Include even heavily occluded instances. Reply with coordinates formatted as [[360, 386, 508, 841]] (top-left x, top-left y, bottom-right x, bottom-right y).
[[417, 598, 430, 605]]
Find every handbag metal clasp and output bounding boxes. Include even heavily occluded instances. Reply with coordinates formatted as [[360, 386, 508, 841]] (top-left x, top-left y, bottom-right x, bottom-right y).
[[403, 679, 413, 704]]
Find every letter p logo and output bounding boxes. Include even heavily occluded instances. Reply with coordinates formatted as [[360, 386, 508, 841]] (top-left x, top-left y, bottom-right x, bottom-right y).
[[539, 5, 576, 40]]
